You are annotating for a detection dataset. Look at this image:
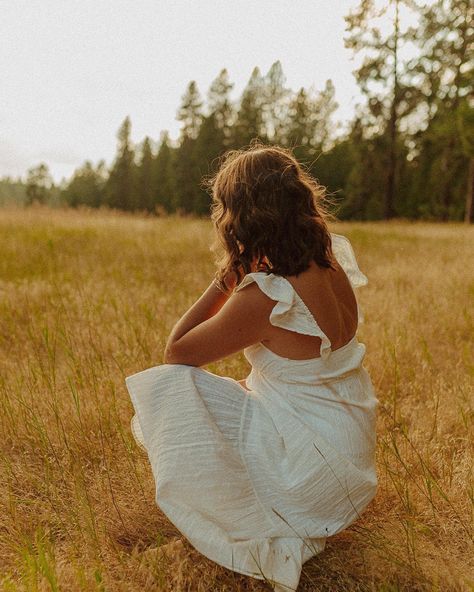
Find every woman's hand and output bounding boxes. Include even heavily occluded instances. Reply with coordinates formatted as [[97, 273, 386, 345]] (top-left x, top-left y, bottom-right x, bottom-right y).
[[216, 255, 270, 294], [163, 277, 275, 367], [215, 265, 244, 294], [221, 269, 239, 292]]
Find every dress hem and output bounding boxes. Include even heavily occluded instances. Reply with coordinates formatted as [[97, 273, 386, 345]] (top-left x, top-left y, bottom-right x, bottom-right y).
[[153, 495, 307, 592]]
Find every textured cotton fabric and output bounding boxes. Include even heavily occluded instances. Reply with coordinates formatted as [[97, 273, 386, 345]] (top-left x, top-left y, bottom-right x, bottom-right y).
[[125, 233, 378, 592]]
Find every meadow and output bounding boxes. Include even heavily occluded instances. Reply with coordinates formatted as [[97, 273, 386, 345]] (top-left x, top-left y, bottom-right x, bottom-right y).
[[0, 204, 472, 591]]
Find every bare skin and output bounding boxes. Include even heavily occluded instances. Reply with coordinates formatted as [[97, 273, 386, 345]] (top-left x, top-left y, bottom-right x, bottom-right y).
[[163, 255, 358, 375], [237, 378, 250, 391]]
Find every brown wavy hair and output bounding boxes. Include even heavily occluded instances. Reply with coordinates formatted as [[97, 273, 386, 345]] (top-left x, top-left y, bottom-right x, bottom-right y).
[[202, 140, 338, 286]]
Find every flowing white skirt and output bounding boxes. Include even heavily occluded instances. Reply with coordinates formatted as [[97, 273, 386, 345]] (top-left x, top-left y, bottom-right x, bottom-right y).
[[126, 363, 333, 591]]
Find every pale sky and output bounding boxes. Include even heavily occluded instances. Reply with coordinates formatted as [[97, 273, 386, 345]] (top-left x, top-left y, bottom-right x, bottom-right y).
[[2, 0, 370, 183]]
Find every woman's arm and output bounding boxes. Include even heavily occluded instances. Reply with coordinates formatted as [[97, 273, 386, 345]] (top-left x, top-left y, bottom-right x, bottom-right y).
[[163, 280, 231, 360], [163, 278, 275, 367]]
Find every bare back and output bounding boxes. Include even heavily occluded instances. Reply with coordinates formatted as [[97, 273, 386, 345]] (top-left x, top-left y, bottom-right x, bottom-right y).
[[261, 257, 359, 360]]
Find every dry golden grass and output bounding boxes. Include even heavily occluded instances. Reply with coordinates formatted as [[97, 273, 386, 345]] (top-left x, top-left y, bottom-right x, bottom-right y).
[[0, 204, 472, 592]]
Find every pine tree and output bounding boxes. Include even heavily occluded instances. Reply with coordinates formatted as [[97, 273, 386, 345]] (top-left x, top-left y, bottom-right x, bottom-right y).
[[345, 0, 418, 219], [231, 67, 267, 148], [153, 131, 175, 213], [194, 113, 222, 215], [342, 116, 387, 219], [409, 0, 473, 221], [207, 68, 235, 149], [174, 81, 204, 212], [105, 116, 136, 210], [62, 161, 105, 208], [176, 81, 203, 141], [287, 81, 338, 163], [310, 80, 338, 153], [286, 88, 315, 163], [25, 163, 53, 205], [262, 61, 290, 145], [190, 69, 239, 216], [136, 136, 155, 212]]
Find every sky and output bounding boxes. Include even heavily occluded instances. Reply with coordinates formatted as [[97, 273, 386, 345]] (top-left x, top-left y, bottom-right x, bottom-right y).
[[2, 0, 370, 184]]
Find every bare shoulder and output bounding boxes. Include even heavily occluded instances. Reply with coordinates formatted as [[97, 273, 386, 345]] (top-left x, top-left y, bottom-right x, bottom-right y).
[[228, 277, 276, 313], [163, 276, 279, 367]]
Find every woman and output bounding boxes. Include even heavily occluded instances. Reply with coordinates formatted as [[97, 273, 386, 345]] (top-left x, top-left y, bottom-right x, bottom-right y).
[[125, 143, 378, 592]]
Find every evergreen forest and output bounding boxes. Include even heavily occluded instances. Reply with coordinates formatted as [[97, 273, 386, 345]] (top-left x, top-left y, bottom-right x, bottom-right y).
[[1, 0, 472, 222]]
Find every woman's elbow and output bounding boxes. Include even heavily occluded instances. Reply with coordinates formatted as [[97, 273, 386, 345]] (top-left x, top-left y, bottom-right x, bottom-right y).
[[163, 343, 178, 364], [163, 342, 195, 366]]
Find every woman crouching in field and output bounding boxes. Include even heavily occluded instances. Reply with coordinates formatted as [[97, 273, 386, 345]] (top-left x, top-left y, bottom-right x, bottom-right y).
[[125, 141, 378, 592]]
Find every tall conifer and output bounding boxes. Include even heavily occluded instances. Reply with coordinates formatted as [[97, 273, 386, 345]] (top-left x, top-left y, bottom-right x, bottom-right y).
[[345, 0, 417, 219], [208, 68, 235, 149], [105, 116, 136, 210], [136, 136, 154, 212], [154, 131, 175, 213], [262, 61, 290, 145], [174, 81, 204, 212], [232, 67, 266, 148]]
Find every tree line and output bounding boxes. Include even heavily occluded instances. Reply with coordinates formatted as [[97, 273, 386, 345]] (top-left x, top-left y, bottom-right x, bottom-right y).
[[2, 0, 472, 222]]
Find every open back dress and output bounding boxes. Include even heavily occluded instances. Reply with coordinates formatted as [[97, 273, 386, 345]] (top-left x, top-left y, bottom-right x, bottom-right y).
[[125, 233, 378, 592]]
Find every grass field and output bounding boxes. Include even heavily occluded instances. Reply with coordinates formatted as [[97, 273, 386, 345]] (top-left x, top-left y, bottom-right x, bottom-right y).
[[0, 204, 473, 592]]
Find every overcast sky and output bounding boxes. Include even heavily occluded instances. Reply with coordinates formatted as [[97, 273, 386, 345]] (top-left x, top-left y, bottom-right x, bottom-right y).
[[2, 0, 369, 183]]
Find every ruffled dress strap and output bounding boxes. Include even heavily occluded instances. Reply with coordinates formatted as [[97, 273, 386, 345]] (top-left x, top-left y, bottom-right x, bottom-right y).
[[330, 233, 368, 289], [330, 233, 368, 322], [234, 271, 333, 360], [233, 233, 368, 360]]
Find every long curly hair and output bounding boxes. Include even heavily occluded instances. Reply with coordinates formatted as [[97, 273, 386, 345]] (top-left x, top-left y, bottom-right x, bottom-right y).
[[202, 140, 338, 287]]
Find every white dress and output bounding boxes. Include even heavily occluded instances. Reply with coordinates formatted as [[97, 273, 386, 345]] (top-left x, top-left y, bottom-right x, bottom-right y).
[[125, 233, 378, 592]]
